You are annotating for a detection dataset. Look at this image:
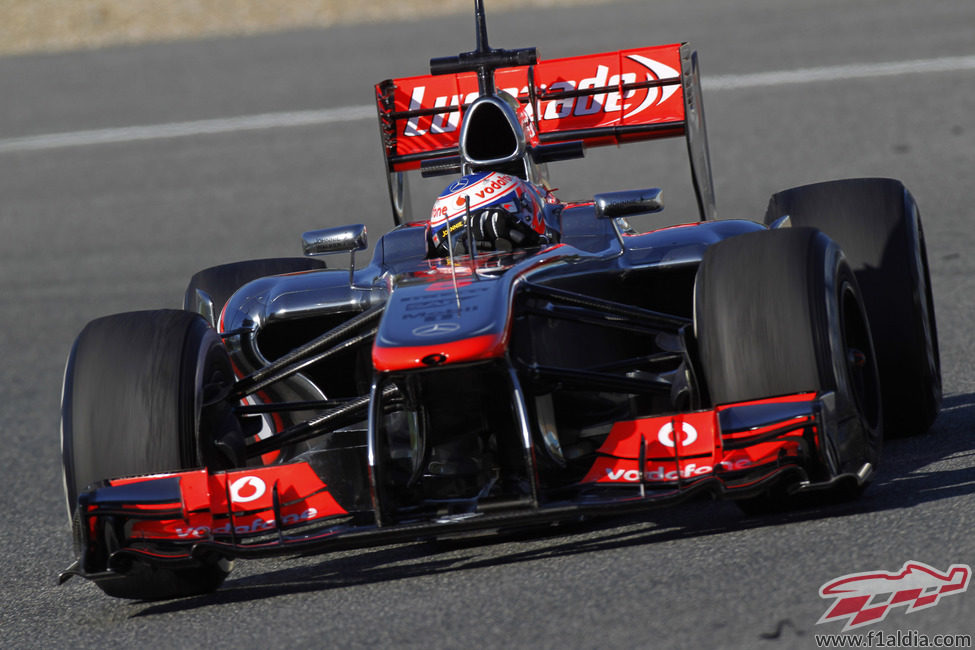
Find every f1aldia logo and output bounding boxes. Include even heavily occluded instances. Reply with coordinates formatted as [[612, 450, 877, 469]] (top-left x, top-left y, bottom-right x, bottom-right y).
[[817, 561, 971, 631], [403, 54, 679, 136], [229, 476, 266, 503]]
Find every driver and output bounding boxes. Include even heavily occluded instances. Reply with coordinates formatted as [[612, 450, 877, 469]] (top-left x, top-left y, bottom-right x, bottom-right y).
[[428, 171, 557, 257]]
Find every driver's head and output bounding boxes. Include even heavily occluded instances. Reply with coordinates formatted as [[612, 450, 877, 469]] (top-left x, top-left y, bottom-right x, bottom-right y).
[[428, 172, 549, 256]]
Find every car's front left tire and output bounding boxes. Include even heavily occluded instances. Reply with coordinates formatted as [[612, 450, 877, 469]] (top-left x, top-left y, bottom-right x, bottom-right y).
[[765, 178, 941, 437], [695, 227, 882, 512]]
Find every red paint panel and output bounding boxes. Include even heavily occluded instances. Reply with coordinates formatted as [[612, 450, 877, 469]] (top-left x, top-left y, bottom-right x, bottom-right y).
[[372, 333, 507, 372], [378, 44, 686, 169], [594, 411, 718, 459], [113, 463, 349, 541], [582, 395, 817, 485]]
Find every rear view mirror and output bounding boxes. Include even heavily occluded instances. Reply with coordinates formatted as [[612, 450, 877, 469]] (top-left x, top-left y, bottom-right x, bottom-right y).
[[594, 188, 664, 219], [302, 224, 368, 285], [302, 224, 367, 256]]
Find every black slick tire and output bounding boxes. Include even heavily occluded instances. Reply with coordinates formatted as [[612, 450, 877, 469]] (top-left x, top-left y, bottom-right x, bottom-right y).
[[765, 178, 940, 437], [61, 310, 235, 599], [695, 227, 882, 512]]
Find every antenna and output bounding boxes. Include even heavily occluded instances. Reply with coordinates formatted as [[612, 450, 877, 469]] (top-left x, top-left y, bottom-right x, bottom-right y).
[[473, 0, 493, 94], [429, 0, 537, 96], [474, 0, 489, 51], [465, 195, 479, 278]]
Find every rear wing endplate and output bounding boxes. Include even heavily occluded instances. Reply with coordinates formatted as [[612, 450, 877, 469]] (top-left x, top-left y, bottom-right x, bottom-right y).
[[375, 42, 716, 223]]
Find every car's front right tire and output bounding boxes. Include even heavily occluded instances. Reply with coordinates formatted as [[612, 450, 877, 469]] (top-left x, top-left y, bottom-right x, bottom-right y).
[[61, 309, 235, 599]]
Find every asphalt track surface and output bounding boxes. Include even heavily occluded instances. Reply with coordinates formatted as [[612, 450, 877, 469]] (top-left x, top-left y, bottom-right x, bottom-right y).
[[2, 1, 974, 647]]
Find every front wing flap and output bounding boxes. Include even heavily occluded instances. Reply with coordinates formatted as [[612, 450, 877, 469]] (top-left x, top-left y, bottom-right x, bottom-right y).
[[584, 394, 823, 489]]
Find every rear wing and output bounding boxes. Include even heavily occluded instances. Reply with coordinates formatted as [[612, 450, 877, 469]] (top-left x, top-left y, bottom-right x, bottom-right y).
[[375, 42, 716, 222]]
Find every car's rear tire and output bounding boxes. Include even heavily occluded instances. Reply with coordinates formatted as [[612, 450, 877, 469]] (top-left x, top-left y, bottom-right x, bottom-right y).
[[61, 310, 236, 598], [183, 257, 326, 322], [695, 227, 882, 512], [765, 178, 940, 437]]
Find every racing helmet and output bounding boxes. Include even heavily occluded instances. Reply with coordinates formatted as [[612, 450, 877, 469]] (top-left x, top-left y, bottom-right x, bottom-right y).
[[428, 172, 551, 256]]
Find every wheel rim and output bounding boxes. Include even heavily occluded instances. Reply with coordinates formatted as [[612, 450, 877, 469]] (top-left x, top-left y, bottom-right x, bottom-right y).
[[840, 282, 881, 433], [184, 326, 238, 468]]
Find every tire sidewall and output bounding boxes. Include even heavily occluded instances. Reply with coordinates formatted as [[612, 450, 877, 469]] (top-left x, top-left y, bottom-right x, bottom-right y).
[[816, 239, 882, 474], [905, 200, 942, 415]]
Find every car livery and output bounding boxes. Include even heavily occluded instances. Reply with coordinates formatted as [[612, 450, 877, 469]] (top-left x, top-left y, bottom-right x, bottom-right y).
[[59, 0, 940, 599]]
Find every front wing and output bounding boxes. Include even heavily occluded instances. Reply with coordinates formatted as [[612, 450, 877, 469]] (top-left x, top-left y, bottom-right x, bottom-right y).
[[62, 391, 856, 585]]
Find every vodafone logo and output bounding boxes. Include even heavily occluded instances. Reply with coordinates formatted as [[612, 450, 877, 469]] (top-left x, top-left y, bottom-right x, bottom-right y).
[[229, 476, 266, 503], [657, 421, 698, 448]]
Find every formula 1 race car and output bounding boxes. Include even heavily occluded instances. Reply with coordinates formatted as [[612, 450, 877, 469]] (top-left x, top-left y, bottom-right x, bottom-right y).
[[59, 0, 941, 599]]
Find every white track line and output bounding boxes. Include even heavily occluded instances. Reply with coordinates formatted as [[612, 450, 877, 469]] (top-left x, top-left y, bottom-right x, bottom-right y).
[[1, 55, 973, 154], [0, 106, 375, 153], [702, 54, 975, 90]]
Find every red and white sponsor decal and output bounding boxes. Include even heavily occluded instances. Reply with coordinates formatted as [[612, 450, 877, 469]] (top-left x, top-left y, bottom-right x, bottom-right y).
[[171, 506, 320, 539], [593, 459, 755, 483], [657, 420, 699, 447], [381, 44, 685, 163], [228, 475, 266, 503], [583, 412, 720, 484], [581, 408, 806, 484], [123, 463, 349, 540], [818, 561, 971, 631], [584, 455, 761, 484], [594, 411, 718, 459]]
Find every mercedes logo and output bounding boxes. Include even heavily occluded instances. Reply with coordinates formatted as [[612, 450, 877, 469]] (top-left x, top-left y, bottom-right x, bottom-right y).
[[412, 322, 461, 337], [447, 177, 471, 193]]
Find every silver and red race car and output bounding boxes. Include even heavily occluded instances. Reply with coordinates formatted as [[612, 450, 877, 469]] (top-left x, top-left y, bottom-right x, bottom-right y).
[[60, 0, 940, 599]]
